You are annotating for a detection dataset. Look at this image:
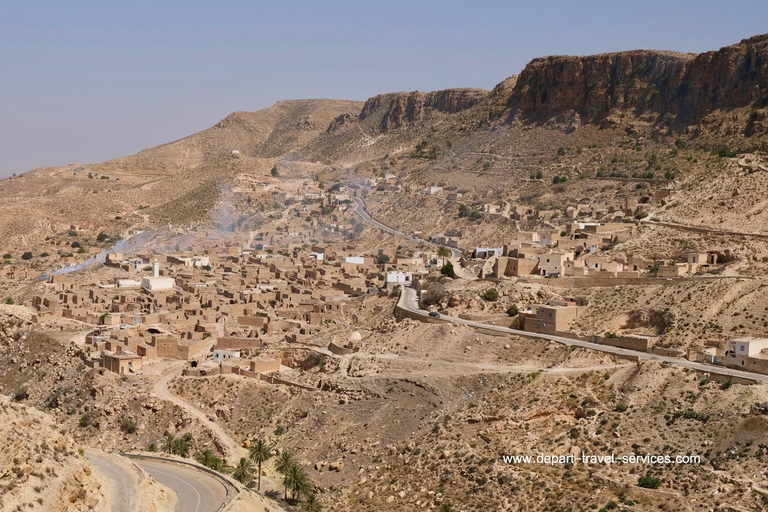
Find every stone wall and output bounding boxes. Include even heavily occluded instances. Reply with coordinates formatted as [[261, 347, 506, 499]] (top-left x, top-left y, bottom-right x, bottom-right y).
[[328, 341, 355, 355], [217, 336, 263, 350]]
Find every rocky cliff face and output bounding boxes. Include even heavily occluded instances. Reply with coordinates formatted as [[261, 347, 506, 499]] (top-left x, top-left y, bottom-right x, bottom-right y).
[[510, 34, 768, 127], [358, 88, 488, 132], [513, 50, 692, 123]]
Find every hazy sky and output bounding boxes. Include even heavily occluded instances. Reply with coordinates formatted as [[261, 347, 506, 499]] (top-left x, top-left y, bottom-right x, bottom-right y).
[[1, 1, 766, 177]]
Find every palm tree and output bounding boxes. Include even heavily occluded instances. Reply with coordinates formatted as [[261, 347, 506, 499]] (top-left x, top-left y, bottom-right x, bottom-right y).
[[248, 438, 272, 491], [195, 450, 222, 470], [437, 246, 451, 266], [230, 457, 255, 485], [284, 463, 311, 500], [161, 433, 175, 455], [301, 493, 322, 512], [275, 451, 295, 500], [172, 436, 191, 457]]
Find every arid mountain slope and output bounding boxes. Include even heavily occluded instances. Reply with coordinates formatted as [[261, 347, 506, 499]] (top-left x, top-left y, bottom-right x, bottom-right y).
[[0, 33, 766, 256], [94, 99, 364, 177]]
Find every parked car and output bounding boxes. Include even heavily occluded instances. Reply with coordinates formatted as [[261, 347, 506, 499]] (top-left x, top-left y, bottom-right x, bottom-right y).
[[428, 311, 440, 318]]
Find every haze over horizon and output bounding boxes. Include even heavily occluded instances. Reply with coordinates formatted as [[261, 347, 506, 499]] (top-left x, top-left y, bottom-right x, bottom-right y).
[[1, 0, 767, 178]]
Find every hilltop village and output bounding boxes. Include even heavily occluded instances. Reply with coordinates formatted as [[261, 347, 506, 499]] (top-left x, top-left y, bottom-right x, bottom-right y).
[[13, 173, 766, 392], [2, 31, 768, 512]]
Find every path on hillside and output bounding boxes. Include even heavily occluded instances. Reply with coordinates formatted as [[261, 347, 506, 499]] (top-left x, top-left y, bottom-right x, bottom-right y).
[[640, 217, 768, 239], [85, 451, 137, 512], [153, 362, 247, 462], [397, 286, 768, 383], [361, 352, 632, 377], [152, 362, 283, 497]]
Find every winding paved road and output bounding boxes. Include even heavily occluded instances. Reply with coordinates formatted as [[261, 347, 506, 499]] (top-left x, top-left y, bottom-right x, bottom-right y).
[[351, 196, 462, 258], [133, 459, 228, 512], [86, 451, 136, 512], [398, 286, 768, 383]]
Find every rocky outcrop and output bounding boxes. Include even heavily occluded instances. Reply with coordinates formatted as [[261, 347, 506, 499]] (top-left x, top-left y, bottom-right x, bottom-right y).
[[326, 112, 357, 132], [0, 395, 106, 511], [359, 88, 488, 132], [513, 50, 692, 123], [509, 34, 768, 127]]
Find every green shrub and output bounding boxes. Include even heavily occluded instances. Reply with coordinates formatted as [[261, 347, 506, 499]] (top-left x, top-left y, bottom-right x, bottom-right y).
[[120, 417, 138, 434], [638, 475, 662, 489], [483, 288, 500, 301], [13, 387, 28, 401], [670, 409, 710, 423], [21, 252, 33, 260], [506, 305, 519, 317], [79, 412, 97, 428], [713, 145, 737, 158]]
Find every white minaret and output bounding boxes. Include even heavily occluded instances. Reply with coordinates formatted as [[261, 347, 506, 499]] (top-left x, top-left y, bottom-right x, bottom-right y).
[[152, 259, 160, 278]]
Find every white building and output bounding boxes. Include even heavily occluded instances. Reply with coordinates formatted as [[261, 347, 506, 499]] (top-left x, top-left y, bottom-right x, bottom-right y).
[[473, 247, 503, 259], [309, 252, 325, 261], [342, 256, 365, 265], [386, 271, 412, 288], [213, 349, 241, 360], [729, 337, 768, 357], [141, 259, 175, 291]]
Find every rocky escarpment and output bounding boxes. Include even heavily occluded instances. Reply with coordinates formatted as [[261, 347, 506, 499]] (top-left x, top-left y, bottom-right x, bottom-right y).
[[513, 50, 692, 123], [358, 88, 488, 132], [509, 33, 768, 128]]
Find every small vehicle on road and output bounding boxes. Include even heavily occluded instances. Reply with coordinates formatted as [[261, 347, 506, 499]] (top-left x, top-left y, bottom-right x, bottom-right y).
[[428, 311, 440, 318]]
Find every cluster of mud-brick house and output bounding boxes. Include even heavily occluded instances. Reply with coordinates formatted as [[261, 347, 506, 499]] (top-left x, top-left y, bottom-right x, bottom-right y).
[[27, 237, 435, 375]]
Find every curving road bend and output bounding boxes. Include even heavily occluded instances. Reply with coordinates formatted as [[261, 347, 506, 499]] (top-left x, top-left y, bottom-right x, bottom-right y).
[[398, 285, 768, 383], [153, 362, 247, 462], [351, 196, 462, 259], [133, 459, 228, 512], [86, 451, 136, 512]]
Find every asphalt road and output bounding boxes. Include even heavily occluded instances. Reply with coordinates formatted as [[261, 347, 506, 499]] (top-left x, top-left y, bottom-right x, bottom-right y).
[[134, 459, 228, 512], [351, 196, 462, 258], [398, 286, 768, 383], [86, 451, 136, 512]]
